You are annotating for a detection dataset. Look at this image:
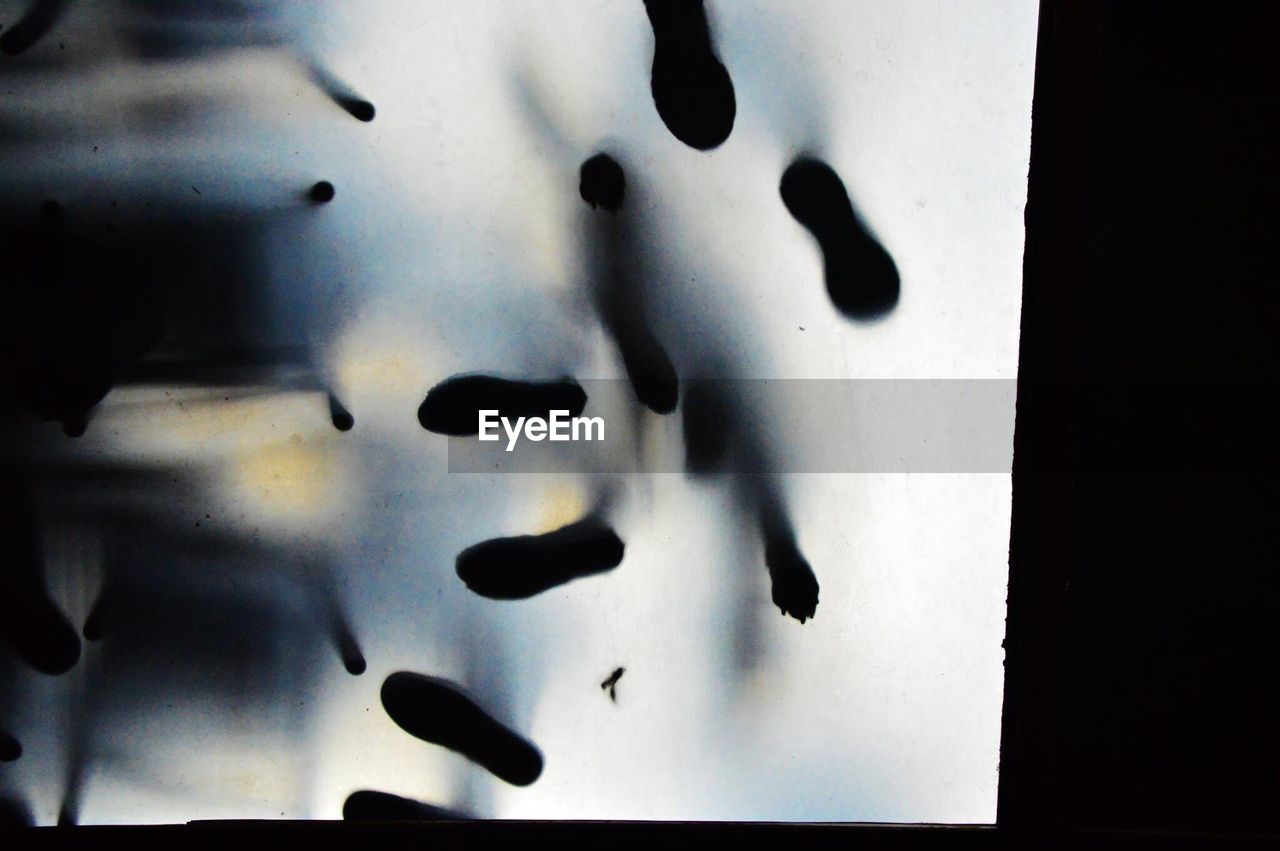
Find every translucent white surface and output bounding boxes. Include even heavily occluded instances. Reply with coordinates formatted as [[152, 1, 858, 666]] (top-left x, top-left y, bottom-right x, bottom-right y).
[[0, 0, 1037, 823]]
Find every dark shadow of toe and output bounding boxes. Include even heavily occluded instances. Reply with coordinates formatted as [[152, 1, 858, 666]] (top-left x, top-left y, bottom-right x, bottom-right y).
[[380, 672, 544, 786], [456, 517, 624, 600], [418, 375, 586, 436], [645, 0, 736, 150], [343, 790, 469, 821], [780, 158, 899, 320]]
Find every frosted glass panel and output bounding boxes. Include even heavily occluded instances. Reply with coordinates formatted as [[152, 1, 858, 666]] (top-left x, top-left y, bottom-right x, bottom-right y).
[[0, 0, 1037, 825]]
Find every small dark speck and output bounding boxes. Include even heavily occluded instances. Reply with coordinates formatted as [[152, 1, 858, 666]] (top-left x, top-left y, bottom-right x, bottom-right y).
[[601, 667, 625, 702], [58, 43, 64, 50], [799, 326, 805, 331], [191, 185, 202, 196]]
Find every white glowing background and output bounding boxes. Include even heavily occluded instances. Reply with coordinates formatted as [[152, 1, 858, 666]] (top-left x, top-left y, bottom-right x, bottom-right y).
[[0, 0, 1038, 823]]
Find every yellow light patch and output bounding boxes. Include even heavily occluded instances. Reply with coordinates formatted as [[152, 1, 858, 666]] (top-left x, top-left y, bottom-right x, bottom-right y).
[[229, 435, 338, 522], [533, 481, 588, 533], [335, 340, 422, 398]]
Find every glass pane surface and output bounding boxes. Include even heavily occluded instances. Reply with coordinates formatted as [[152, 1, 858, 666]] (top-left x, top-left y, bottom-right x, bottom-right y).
[[0, 0, 1038, 825]]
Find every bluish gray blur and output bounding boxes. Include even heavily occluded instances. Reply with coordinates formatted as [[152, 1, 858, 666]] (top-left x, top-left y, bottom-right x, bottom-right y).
[[0, 0, 1036, 824]]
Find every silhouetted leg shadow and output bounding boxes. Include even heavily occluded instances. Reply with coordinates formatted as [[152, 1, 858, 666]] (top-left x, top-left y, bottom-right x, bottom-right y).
[[81, 584, 111, 642], [343, 790, 469, 821], [762, 524, 819, 624], [780, 158, 900, 319], [2, 201, 166, 435], [306, 63, 376, 122], [579, 153, 626, 212], [681, 381, 820, 624], [644, 0, 736, 150], [579, 153, 679, 414], [0, 577, 81, 674], [86, 549, 365, 674], [0, 489, 81, 674], [0, 0, 68, 56], [680, 379, 734, 475], [418, 374, 587, 436], [0, 729, 21, 762], [380, 672, 543, 786], [323, 598, 365, 675], [332, 623, 365, 676], [613, 323, 679, 415], [61, 410, 88, 438], [328, 392, 354, 431], [456, 516, 624, 600], [0, 795, 33, 827]]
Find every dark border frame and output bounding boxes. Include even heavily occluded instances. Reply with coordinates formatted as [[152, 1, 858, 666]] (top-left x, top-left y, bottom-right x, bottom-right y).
[[6, 1, 1278, 847]]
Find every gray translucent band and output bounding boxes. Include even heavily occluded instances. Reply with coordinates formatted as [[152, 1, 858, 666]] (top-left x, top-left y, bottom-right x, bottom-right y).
[[446, 379, 1017, 474]]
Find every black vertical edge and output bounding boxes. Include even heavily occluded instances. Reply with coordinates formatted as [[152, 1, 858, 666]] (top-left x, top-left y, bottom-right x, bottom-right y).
[[997, 1, 1082, 843]]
